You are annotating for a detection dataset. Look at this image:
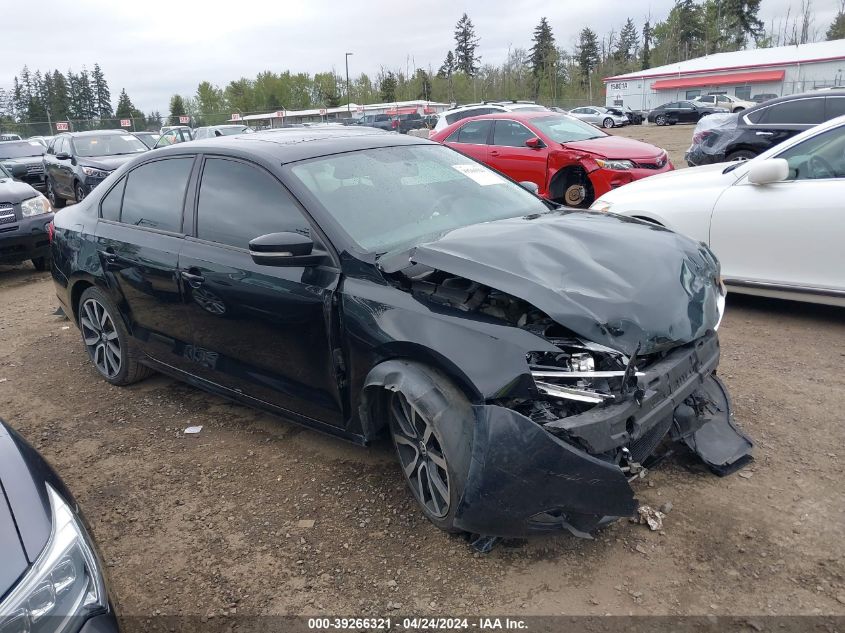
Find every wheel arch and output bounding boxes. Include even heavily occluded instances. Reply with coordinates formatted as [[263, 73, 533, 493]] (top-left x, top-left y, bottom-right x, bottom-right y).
[[548, 164, 595, 206]]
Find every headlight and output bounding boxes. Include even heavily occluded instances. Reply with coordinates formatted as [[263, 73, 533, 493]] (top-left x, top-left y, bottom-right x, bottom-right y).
[[0, 485, 108, 633], [595, 158, 635, 170], [590, 199, 613, 212], [80, 167, 109, 179], [21, 195, 52, 217]]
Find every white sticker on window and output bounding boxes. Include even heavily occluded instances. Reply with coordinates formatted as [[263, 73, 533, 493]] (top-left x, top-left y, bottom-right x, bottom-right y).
[[121, 135, 136, 141], [29, 141, 42, 146], [452, 163, 506, 186]]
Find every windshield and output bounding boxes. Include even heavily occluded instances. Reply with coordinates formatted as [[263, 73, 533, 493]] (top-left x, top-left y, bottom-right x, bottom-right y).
[[73, 134, 147, 157], [289, 144, 549, 254], [0, 140, 44, 159], [530, 115, 607, 143], [216, 126, 250, 136]]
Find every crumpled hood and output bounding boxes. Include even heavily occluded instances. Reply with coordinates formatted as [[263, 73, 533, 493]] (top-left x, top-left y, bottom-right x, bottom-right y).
[[406, 210, 723, 356], [79, 154, 137, 171], [562, 135, 665, 160], [0, 177, 41, 203]]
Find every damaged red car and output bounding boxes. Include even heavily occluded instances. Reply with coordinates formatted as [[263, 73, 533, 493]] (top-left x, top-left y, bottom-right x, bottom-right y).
[[429, 111, 673, 207]]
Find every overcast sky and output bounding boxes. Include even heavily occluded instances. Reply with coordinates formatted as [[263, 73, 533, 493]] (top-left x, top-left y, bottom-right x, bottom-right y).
[[2, 0, 841, 113]]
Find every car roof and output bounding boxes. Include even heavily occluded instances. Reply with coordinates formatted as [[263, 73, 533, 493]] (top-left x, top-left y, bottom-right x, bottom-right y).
[[445, 111, 567, 122], [153, 126, 432, 163], [60, 129, 128, 137], [744, 88, 845, 113]]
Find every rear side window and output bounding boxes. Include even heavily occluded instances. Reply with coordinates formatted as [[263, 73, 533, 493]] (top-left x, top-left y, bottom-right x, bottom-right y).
[[121, 158, 193, 232], [825, 97, 845, 119], [100, 177, 125, 221], [753, 98, 825, 125], [196, 158, 310, 249], [492, 120, 536, 147], [448, 119, 492, 144]]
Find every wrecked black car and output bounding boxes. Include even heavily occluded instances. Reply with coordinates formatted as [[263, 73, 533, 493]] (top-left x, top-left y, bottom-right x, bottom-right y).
[[51, 128, 752, 541]]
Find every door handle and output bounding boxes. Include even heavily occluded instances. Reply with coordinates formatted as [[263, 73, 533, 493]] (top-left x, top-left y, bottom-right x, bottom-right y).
[[98, 248, 119, 267], [755, 131, 774, 136], [490, 150, 500, 156], [180, 270, 205, 288]]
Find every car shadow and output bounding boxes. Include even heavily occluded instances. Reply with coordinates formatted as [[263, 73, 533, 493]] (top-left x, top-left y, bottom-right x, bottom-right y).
[[725, 293, 844, 326]]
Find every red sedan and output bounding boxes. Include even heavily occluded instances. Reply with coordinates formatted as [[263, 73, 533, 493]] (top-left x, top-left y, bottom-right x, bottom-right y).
[[429, 111, 673, 207]]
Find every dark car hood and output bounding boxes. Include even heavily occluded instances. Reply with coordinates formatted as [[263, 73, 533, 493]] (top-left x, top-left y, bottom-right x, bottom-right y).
[[0, 484, 28, 601], [0, 177, 41, 203], [1, 155, 43, 166], [79, 154, 138, 171], [404, 211, 722, 356]]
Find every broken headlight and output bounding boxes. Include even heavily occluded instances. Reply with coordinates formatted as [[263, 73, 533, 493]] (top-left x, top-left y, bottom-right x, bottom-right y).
[[0, 485, 108, 633]]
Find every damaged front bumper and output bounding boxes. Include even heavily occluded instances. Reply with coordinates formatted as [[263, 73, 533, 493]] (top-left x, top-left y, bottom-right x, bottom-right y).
[[454, 332, 752, 539]]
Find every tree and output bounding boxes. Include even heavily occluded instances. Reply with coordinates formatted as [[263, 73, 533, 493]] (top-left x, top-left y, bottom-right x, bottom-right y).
[[49, 70, 71, 121], [168, 94, 186, 125], [722, 0, 764, 48], [437, 51, 456, 78], [146, 111, 163, 130], [115, 89, 134, 118], [529, 17, 557, 98], [379, 71, 397, 102], [195, 81, 226, 125], [453, 13, 480, 76], [615, 18, 639, 62], [412, 69, 432, 100], [77, 67, 95, 121], [314, 71, 341, 107], [91, 64, 112, 120], [642, 20, 652, 69], [577, 28, 600, 84], [827, 0, 845, 39]]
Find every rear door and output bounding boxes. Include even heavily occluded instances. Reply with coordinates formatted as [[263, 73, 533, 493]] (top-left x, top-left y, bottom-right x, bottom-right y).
[[178, 156, 344, 425], [745, 96, 826, 149], [94, 155, 197, 368], [443, 119, 493, 163], [489, 119, 548, 193]]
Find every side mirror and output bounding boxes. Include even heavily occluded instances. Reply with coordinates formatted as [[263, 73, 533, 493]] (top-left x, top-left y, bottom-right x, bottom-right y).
[[55, 152, 71, 160], [519, 181, 540, 195], [525, 137, 543, 149], [747, 158, 788, 185], [7, 164, 28, 179], [249, 232, 322, 267]]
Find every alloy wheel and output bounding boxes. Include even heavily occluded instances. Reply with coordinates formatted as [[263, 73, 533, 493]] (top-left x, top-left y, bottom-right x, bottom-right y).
[[47, 179, 57, 205], [80, 298, 121, 378], [656, 115, 666, 126], [390, 391, 451, 518], [75, 183, 86, 202], [603, 118, 614, 129]]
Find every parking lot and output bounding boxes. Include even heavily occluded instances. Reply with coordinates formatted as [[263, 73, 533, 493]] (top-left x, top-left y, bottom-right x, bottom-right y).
[[0, 123, 843, 624]]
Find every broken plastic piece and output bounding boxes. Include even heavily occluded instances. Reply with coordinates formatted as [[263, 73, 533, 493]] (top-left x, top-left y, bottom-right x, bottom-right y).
[[469, 534, 500, 554], [184, 425, 203, 434]]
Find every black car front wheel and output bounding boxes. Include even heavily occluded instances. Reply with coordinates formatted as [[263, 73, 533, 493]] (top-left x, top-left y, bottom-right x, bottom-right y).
[[654, 114, 667, 126], [727, 149, 757, 162], [78, 287, 153, 386], [386, 362, 473, 533], [74, 182, 87, 203], [46, 178, 66, 208]]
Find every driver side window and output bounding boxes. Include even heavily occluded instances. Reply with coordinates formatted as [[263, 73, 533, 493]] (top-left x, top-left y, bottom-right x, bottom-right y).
[[776, 125, 845, 181]]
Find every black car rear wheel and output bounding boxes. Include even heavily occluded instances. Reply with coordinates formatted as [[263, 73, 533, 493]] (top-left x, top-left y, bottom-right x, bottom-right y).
[[385, 362, 473, 533], [78, 287, 153, 386], [727, 149, 757, 162], [46, 178, 66, 208]]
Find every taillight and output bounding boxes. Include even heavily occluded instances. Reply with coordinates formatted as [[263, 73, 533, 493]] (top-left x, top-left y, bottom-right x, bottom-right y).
[[693, 130, 712, 144], [47, 220, 54, 243], [392, 120, 399, 129]]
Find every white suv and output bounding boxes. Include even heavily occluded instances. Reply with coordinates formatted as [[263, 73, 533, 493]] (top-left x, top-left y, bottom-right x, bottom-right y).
[[693, 94, 755, 113], [433, 101, 548, 132]]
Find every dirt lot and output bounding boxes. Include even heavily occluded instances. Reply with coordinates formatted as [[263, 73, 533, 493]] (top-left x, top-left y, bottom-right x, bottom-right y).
[[1, 128, 843, 624], [611, 122, 694, 168]]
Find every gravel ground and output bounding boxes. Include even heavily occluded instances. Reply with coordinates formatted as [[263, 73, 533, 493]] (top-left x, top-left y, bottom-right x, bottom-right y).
[[0, 124, 843, 625]]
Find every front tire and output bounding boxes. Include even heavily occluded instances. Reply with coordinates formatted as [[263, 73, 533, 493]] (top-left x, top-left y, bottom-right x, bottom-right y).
[[727, 149, 757, 162], [74, 182, 87, 203], [46, 178, 66, 208], [602, 117, 614, 129], [385, 362, 473, 533], [78, 287, 153, 386], [655, 114, 667, 126]]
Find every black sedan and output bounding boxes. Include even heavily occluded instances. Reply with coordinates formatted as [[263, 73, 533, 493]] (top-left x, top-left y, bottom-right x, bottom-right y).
[[0, 419, 119, 632], [0, 163, 53, 270], [51, 128, 752, 541], [647, 100, 725, 125]]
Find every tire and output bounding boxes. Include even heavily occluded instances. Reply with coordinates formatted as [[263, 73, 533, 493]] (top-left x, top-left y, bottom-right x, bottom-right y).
[[726, 149, 757, 162], [46, 177, 66, 208], [602, 117, 614, 129], [733, 107, 745, 113], [655, 114, 667, 126], [78, 286, 153, 386], [384, 362, 473, 533], [31, 257, 49, 271], [669, 121, 677, 125], [74, 182, 87, 204]]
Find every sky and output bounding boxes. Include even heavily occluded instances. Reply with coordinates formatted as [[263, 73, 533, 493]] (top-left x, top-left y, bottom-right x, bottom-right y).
[[2, 0, 841, 113]]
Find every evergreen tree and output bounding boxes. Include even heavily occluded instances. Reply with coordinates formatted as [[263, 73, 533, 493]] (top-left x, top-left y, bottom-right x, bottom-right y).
[[13, 76, 27, 119], [50, 71, 71, 121], [529, 17, 557, 98], [577, 28, 600, 84], [379, 71, 397, 102], [722, 0, 764, 48], [115, 89, 135, 118], [453, 13, 480, 76], [147, 111, 163, 131], [92, 64, 113, 119], [615, 18, 639, 62], [168, 94, 187, 125], [413, 69, 432, 100], [437, 51, 456, 78], [827, 1, 845, 40], [642, 21, 652, 69]]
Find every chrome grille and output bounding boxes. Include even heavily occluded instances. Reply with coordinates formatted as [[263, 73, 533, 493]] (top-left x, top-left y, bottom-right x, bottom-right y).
[[26, 164, 44, 175], [0, 203, 15, 226]]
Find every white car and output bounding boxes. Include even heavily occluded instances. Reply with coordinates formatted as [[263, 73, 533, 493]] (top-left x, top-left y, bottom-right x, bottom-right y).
[[693, 94, 755, 113], [591, 115, 845, 307], [567, 106, 629, 129], [433, 101, 547, 132]]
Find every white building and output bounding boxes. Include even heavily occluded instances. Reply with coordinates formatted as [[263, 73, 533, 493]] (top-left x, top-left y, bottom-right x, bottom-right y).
[[603, 39, 845, 110], [229, 100, 449, 127]]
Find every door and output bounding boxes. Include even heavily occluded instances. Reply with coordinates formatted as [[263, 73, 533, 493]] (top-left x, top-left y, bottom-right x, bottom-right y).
[[489, 119, 548, 193], [179, 156, 344, 425], [710, 123, 845, 293], [444, 119, 492, 163], [676, 102, 697, 123], [745, 96, 826, 151], [53, 137, 74, 196], [94, 156, 198, 367]]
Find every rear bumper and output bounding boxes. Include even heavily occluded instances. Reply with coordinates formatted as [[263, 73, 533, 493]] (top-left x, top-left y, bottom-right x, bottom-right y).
[[685, 145, 725, 167], [0, 214, 53, 264]]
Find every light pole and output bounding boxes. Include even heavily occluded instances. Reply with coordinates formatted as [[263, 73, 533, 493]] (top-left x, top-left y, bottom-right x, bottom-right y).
[[345, 52, 354, 115]]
